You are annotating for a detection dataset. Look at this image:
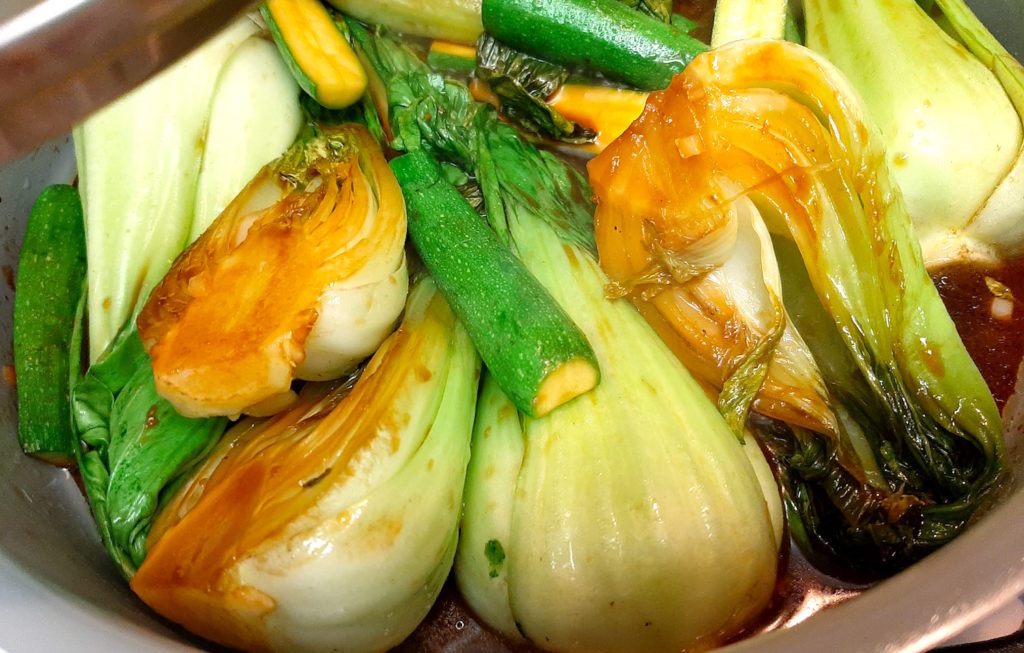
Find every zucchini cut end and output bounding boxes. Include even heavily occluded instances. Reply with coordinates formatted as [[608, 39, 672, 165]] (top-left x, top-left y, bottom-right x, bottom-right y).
[[532, 357, 600, 417]]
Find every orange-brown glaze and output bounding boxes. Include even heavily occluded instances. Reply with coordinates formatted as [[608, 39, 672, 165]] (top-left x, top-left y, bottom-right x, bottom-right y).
[[137, 125, 405, 418], [131, 290, 456, 651], [588, 44, 843, 438]]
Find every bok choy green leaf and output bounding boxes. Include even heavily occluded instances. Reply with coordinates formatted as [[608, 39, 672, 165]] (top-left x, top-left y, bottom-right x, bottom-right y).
[[475, 34, 596, 143], [72, 326, 227, 579]]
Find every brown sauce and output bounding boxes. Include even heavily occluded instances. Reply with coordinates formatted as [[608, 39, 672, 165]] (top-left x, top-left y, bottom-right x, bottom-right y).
[[930, 259, 1024, 411]]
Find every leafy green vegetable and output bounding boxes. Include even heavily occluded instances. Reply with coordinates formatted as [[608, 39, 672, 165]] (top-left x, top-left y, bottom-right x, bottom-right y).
[[475, 34, 596, 143], [353, 23, 782, 651], [72, 326, 227, 578], [130, 277, 481, 653], [74, 18, 301, 361], [589, 29, 1004, 575]]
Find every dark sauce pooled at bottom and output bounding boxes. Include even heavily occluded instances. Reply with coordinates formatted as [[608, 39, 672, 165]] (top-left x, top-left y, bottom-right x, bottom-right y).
[[930, 259, 1024, 411], [394, 546, 864, 652]]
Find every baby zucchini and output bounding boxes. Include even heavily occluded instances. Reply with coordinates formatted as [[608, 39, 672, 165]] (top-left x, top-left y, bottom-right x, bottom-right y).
[[482, 0, 708, 90], [13, 185, 87, 465], [262, 0, 368, 109], [390, 150, 599, 418]]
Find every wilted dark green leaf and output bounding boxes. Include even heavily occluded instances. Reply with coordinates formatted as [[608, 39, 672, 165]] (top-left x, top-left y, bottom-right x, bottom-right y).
[[475, 34, 596, 144], [73, 326, 227, 579]]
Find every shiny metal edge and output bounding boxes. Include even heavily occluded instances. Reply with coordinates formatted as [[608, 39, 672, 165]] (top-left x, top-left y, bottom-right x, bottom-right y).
[[0, 0, 257, 165]]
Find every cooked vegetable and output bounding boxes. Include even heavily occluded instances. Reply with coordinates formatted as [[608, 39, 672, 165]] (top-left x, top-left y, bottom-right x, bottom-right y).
[[804, 0, 1024, 267], [191, 34, 303, 240], [461, 116, 780, 653], [618, 0, 672, 23], [72, 325, 228, 579], [481, 0, 708, 90], [589, 36, 1004, 572], [391, 149, 598, 417], [13, 185, 86, 464], [263, 0, 367, 109], [137, 124, 408, 418], [352, 24, 782, 651], [475, 34, 596, 143], [438, 36, 647, 149], [74, 17, 301, 361], [427, 40, 478, 73], [74, 19, 255, 361], [545, 83, 648, 151], [711, 0, 786, 46], [131, 277, 480, 653], [328, 0, 483, 43]]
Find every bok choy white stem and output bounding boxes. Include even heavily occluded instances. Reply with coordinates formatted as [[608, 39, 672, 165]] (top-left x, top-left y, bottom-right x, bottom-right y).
[[74, 17, 301, 361], [589, 5, 1004, 572], [804, 0, 1024, 267]]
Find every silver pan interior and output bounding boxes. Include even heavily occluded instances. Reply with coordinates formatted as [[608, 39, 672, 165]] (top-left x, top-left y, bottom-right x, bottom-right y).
[[1, 3, 1023, 651]]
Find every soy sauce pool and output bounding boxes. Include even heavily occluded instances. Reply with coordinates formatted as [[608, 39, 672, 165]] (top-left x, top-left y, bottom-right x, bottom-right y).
[[931, 259, 1024, 411]]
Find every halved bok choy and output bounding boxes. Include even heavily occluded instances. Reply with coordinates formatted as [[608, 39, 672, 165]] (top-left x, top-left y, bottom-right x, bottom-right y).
[[804, 0, 1024, 267], [588, 36, 1004, 573], [351, 23, 783, 651], [129, 276, 480, 653], [137, 124, 408, 418], [74, 16, 302, 361]]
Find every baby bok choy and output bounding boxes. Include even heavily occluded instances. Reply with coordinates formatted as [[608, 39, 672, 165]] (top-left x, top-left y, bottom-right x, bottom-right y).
[[74, 16, 301, 360], [804, 0, 1024, 267], [589, 34, 1004, 574], [129, 277, 480, 653], [137, 124, 408, 418], [351, 23, 783, 652]]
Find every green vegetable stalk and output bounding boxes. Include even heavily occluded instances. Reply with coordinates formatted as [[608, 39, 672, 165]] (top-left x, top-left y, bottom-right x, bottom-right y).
[[328, 0, 484, 43], [390, 149, 599, 418]]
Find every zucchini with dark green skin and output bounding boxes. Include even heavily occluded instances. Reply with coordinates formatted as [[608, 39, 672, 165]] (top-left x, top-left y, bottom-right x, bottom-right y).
[[481, 0, 708, 90], [14, 184, 87, 465], [390, 150, 599, 418]]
